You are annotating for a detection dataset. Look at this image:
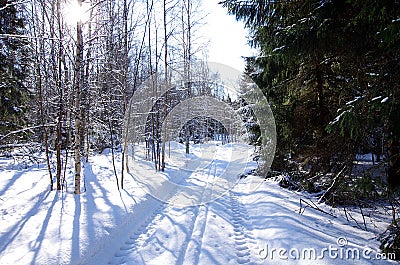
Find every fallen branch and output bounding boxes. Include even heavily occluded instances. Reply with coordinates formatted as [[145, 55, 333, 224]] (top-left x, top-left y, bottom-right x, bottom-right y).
[[359, 205, 368, 231], [299, 198, 337, 218], [0, 123, 55, 142], [343, 206, 367, 230], [0, 143, 41, 149], [318, 165, 347, 204]]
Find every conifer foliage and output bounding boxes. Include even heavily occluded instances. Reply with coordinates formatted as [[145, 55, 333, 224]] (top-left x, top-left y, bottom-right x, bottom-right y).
[[221, 0, 400, 190], [221, 0, 400, 256], [0, 0, 28, 137]]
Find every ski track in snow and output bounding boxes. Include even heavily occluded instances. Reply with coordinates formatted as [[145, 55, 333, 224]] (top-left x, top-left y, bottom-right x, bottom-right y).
[[176, 163, 215, 265]]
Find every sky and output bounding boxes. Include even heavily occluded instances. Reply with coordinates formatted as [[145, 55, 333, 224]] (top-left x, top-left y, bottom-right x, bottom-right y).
[[201, 1, 256, 71], [62, 0, 254, 72]]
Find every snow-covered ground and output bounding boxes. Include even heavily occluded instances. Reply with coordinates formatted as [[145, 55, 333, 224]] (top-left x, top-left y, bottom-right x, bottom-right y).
[[0, 142, 396, 264]]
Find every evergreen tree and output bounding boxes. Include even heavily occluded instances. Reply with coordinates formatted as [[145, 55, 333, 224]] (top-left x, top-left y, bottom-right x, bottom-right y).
[[222, 0, 400, 256], [0, 0, 28, 139], [222, 0, 400, 188]]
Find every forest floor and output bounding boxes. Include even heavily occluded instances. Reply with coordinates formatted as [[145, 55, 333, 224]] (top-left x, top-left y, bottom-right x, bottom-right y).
[[0, 142, 397, 264]]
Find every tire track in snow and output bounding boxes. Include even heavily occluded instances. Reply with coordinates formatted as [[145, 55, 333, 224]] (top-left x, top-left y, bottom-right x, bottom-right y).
[[73, 192, 169, 265], [106, 174, 183, 265], [108, 202, 166, 265], [76, 169, 180, 265], [229, 190, 256, 264]]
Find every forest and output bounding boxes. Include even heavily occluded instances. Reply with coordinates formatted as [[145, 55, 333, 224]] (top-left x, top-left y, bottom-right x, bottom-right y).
[[1, 0, 400, 262], [221, 0, 400, 256], [1, 0, 213, 191]]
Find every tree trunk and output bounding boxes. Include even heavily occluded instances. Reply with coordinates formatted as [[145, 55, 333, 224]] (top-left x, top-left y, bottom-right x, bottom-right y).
[[56, 0, 63, 190], [74, 0, 84, 195], [183, 0, 192, 155], [121, 0, 129, 189], [388, 142, 400, 189], [161, 0, 168, 172], [35, 1, 53, 191]]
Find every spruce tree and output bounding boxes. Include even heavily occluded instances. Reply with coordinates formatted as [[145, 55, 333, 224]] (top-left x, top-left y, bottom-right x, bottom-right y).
[[222, 0, 400, 191]]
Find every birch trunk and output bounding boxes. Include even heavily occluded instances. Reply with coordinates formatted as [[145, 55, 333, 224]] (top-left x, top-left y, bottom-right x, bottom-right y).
[[74, 0, 84, 195]]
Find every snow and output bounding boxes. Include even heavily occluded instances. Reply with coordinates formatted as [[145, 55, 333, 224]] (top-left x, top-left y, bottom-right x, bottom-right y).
[[12, 106, 22, 112], [272, 46, 285, 53], [381, 97, 389, 103], [371, 96, 382, 102], [367, 73, 379, 77], [330, 109, 350, 125], [369, 96, 388, 104], [345, 96, 363, 106], [0, 142, 396, 264]]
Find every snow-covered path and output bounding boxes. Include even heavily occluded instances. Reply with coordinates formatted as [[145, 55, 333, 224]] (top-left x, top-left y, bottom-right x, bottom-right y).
[[81, 143, 260, 265], [84, 182, 262, 265], [79, 175, 396, 265], [0, 142, 396, 264]]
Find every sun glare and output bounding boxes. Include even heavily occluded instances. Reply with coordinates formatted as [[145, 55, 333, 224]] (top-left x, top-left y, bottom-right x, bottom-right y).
[[63, 0, 90, 26]]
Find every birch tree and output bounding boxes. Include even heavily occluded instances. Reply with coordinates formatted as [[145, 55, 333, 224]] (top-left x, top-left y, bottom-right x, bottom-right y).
[[73, 0, 84, 194]]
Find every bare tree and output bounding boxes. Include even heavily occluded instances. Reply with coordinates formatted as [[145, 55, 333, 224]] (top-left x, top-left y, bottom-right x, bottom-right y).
[[73, 0, 84, 194]]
